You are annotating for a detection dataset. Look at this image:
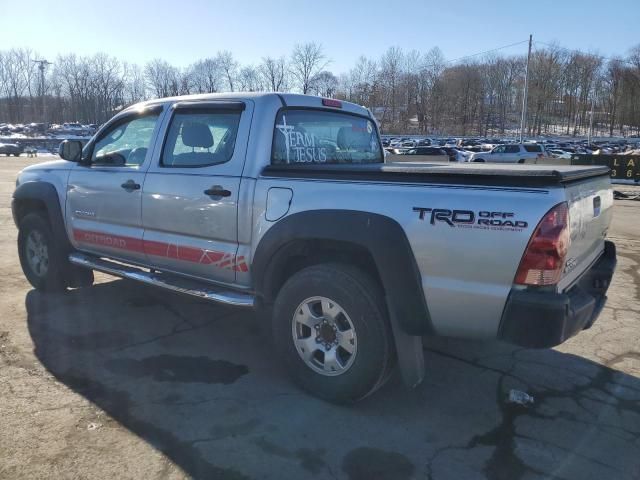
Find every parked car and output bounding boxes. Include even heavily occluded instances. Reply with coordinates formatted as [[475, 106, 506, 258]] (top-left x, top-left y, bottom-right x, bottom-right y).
[[468, 143, 547, 163], [440, 147, 470, 162], [548, 149, 572, 159], [0, 142, 23, 156], [389, 147, 449, 163], [12, 92, 616, 403]]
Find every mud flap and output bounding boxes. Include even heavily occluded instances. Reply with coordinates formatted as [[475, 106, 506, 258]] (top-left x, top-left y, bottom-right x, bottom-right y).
[[387, 296, 425, 388]]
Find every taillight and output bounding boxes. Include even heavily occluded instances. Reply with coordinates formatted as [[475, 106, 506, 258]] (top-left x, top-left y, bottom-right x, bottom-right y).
[[514, 203, 570, 286], [322, 98, 342, 108]]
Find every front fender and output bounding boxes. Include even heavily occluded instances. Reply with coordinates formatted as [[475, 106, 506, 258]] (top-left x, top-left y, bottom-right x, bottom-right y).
[[12, 181, 72, 252]]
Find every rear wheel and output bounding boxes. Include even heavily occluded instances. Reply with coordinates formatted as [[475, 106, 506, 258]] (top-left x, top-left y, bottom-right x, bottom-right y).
[[273, 263, 395, 403], [474, 158, 485, 162], [518, 159, 525, 164]]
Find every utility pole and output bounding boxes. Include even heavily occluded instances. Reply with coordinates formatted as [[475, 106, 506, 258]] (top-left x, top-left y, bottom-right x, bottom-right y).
[[519, 35, 532, 143], [32, 59, 53, 126], [587, 95, 595, 145]]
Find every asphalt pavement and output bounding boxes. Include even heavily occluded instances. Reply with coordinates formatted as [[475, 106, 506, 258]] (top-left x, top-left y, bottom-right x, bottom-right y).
[[1, 156, 639, 480]]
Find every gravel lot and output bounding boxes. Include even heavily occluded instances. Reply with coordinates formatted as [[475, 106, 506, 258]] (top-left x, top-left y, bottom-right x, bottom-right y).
[[1, 156, 639, 480]]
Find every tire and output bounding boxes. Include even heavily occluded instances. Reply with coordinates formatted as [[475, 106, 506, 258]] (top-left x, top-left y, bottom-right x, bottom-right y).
[[473, 158, 485, 162], [14, 153, 20, 157], [518, 159, 525, 164], [273, 263, 395, 404], [18, 213, 68, 292]]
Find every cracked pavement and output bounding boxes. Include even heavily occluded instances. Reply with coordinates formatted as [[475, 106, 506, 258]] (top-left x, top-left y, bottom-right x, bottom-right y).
[[1, 157, 639, 479]]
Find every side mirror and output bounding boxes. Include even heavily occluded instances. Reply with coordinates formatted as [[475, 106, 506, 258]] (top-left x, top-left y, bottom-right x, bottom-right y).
[[59, 140, 83, 162]]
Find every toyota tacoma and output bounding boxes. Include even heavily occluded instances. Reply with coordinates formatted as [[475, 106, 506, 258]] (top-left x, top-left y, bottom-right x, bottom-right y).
[[12, 93, 616, 403]]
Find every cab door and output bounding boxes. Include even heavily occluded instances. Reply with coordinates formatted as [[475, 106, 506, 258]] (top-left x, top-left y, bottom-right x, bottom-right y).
[[503, 144, 521, 162], [66, 107, 163, 264], [489, 145, 506, 162], [141, 100, 252, 285]]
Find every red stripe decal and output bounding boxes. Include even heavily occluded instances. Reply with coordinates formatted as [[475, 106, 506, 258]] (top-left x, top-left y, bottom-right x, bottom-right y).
[[73, 229, 145, 253], [73, 229, 248, 272]]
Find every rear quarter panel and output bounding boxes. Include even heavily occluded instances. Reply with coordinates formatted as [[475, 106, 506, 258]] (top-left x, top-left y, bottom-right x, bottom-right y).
[[251, 176, 565, 338]]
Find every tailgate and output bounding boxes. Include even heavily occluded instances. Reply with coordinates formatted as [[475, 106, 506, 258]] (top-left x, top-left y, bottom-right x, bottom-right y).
[[558, 174, 614, 291]]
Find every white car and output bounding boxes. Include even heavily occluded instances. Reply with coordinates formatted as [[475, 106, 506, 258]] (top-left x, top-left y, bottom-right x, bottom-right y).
[[468, 143, 547, 163], [549, 149, 572, 159]]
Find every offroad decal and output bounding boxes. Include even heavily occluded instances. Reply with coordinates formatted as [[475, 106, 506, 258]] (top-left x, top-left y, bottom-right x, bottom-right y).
[[413, 208, 528, 232], [73, 229, 248, 272]]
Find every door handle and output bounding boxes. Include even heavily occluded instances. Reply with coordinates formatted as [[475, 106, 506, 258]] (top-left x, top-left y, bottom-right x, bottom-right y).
[[121, 180, 140, 191], [204, 186, 231, 197]]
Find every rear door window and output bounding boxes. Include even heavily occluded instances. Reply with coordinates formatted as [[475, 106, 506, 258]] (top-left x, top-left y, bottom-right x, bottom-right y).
[[272, 109, 382, 164], [524, 145, 543, 153], [162, 110, 241, 167]]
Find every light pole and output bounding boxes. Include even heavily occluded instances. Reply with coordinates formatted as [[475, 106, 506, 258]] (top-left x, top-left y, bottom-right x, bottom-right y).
[[32, 59, 53, 126], [519, 35, 532, 143]]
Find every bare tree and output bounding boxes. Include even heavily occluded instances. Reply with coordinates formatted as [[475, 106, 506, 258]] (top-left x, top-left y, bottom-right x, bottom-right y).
[[379, 47, 404, 130], [290, 42, 328, 94], [311, 71, 338, 97], [237, 65, 262, 91], [90, 53, 124, 122], [216, 51, 238, 92], [123, 62, 147, 104], [145, 59, 180, 98], [342, 56, 377, 106], [189, 58, 222, 93], [260, 56, 288, 92]]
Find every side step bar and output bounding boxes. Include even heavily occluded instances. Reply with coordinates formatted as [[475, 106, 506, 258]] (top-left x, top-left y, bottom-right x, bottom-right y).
[[68, 252, 255, 308]]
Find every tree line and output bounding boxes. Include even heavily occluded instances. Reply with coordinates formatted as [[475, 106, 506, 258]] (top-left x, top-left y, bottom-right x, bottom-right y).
[[1, 41, 639, 137]]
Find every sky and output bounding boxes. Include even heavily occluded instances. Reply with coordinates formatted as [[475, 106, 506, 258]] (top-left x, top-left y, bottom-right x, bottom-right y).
[[2, 0, 639, 73]]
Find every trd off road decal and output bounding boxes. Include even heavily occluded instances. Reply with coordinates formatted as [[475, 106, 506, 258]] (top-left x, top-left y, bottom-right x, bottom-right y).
[[413, 207, 528, 232]]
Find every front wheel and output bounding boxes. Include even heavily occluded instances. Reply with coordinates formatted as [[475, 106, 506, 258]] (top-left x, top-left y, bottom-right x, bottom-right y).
[[273, 263, 395, 403], [18, 213, 67, 291]]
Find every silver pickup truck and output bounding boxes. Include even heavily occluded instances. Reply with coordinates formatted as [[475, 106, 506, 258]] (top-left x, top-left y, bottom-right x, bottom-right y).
[[12, 93, 616, 403]]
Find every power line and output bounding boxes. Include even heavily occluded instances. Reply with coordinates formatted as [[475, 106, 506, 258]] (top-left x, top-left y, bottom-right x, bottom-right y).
[[444, 40, 529, 65]]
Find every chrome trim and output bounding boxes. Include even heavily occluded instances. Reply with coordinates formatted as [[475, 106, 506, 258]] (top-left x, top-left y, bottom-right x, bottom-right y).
[[69, 252, 254, 307]]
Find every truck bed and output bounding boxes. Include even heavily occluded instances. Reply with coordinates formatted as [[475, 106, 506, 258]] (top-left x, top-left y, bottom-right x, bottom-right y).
[[263, 162, 611, 187]]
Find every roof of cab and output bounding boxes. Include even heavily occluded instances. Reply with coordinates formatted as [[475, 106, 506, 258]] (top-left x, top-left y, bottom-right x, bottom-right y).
[[124, 92, 370, 117]]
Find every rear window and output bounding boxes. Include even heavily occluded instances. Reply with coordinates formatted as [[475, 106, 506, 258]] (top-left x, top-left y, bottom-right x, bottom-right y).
[[272, 109, 382, 165], [524, 144, 543, 153]]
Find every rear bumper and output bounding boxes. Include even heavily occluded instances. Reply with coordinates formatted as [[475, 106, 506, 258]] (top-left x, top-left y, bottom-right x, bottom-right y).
[[498, 240, 616, 348]]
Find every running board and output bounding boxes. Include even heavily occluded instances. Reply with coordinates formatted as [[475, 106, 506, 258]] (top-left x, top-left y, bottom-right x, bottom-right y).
[[68, 252, 255, 308]]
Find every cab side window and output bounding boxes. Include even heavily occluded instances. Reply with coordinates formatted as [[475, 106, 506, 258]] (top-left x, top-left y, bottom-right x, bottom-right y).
[[161, 111, 241, 168], [91, 114, 160, 167]]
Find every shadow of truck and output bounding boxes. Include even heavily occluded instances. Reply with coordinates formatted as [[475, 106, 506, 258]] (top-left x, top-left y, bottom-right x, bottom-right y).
[[25, 280, 640, 480]]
